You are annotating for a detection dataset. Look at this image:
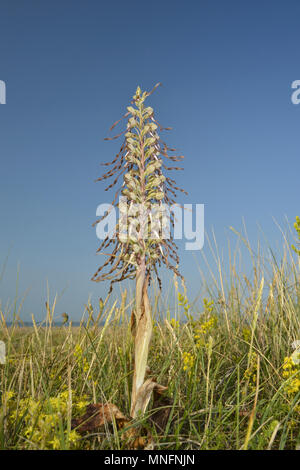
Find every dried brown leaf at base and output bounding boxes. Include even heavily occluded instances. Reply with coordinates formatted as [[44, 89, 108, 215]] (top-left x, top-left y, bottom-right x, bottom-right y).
[[71, 403, 128, 435], [72, 402, 154, 449], [71, 381, 172, 448]]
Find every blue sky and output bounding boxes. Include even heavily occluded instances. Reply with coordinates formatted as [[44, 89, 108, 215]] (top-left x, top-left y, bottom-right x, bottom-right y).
[[0, 0, 299, 321]]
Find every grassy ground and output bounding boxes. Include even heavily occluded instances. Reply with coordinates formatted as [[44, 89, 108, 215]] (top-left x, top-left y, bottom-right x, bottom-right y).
[[1, 232, 300, 450]]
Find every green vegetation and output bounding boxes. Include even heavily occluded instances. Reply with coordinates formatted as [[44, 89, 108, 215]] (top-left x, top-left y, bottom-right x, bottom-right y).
[[1, 219, 300, 450]]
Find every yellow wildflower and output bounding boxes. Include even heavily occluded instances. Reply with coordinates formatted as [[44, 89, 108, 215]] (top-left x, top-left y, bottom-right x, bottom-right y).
[[183, 351, 195, 375], [282, 355, 300, 395]]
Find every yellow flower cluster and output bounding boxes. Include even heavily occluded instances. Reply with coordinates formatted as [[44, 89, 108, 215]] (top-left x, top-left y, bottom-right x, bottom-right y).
[[203, 298, 214, 314], [74, 343, 90, 373], [194, 301, 217, 348], [243, 352, 258, 391], [183, 351, 195, 375], [242, 327, 251, 342], [4, 389, 90, 449], [2, 390, 15, 403], [291, 216, 300, 256], [282, 355, 300, 395], [48, 430, 80, 450], [178, 292, 192, 320], [170, 318, 180, 329], [195, 316, 218, 337]]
